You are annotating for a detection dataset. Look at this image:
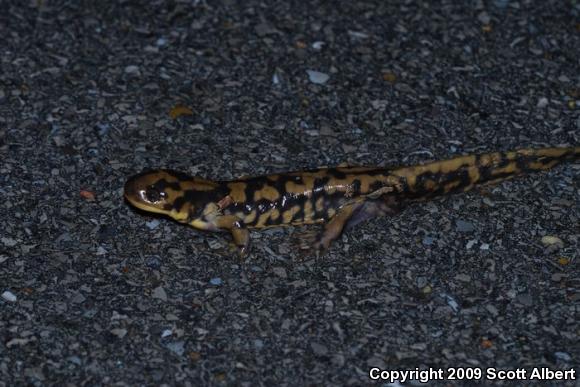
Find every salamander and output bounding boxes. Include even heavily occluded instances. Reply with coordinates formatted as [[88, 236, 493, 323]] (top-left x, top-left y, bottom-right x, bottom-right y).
[[124, 146, 579, 256]]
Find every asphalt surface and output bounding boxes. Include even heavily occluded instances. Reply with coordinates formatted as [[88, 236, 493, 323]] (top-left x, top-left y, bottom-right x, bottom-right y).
[[1, 1, 579, 386]]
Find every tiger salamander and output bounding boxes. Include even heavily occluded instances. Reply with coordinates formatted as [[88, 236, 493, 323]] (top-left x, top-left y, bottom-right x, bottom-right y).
[[124, 146, 579, 256]]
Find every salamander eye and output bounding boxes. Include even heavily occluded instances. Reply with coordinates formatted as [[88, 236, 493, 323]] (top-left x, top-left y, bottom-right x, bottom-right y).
[[145, 185, 167, 203]]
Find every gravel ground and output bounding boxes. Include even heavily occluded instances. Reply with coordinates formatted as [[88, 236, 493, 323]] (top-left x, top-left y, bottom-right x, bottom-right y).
[[1, 1, 579, 386]]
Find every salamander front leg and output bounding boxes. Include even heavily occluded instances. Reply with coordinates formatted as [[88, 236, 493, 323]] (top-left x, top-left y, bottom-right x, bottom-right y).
[[215, 215, 251, 257], [230, 221, 251, 257]]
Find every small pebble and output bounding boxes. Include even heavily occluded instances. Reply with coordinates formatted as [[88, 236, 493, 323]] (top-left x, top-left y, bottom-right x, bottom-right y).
[[166, 341, 185, 356], [466, 239, 477, 249], [67, 356, 82, 366], [455, 274, 471, 282], [95, 123, 110, 136], [477, 12, 491, 24], [347, 30, 369, 39], [310, 342, 328, 356], [152, 286, 168, 301], [517, 293, 533, 306], [272, 267, 287, 278], [537, 97, 549, 108], [422, 236, 434, 246], [145, 255, 162, 269], [443, 294, 460, 313], [306, 70, 329, 84], [253, 339, 264, 350], [485, 304, 499, 317], [456, 220, 475, 233], [493, 0, 510, 8], [554, 351, 571, 362], [2, 290, 17, 302], [110, 328, 127, 338], [312, 41, 325, 50], [1, 237, 18, 247], [209, 277, 222, 286], [541, 235, 563, 247], [146, 220, 160, 230], [124, 65, 140, 74]]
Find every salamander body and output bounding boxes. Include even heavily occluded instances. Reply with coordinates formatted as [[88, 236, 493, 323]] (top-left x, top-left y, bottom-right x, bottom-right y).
[[124, 147, 579, 256]]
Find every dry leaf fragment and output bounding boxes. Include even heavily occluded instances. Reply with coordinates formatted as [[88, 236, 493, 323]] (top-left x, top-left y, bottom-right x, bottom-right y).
[[80, 190, 95, 201], [169, 105, 193, 119], [382, 72, 397, 83], [557, 257, 570, 266]]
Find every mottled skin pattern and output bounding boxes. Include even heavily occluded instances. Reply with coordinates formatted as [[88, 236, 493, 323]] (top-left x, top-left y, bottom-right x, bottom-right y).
[[124, 147, 579, 256]]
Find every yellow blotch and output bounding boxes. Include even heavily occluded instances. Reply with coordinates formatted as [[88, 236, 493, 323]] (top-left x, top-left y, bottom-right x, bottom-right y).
[[190, 218, 212, 230], [253, 185, 281, 202], [467, 165, 481, 184], [536, 148, 568, 157], [479, 153, 502, 167], [358, 176, 375, 194], [227, 182, 247, 203], [491, 162, 519, 176], [300, 170, 328, 179], [285, 181, 308, 196], [528, 160, 558, 170], [303, 200, 313, 220], [315, 197, 324, 212], [243, 210, 257, 224], [179, 177, 220, 191], [444, 180, 461, 193], [427, 155, 476, 174], [392, 168, 418, 190], [165, 187, 184, 203], [256, 211, 272, 228], [282, 205, 301, 224]]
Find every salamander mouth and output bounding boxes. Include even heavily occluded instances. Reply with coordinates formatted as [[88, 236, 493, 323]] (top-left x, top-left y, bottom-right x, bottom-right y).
[[123, 172, 176, 216], [124, 170, 160, 203], [123, 174, 152, 208]]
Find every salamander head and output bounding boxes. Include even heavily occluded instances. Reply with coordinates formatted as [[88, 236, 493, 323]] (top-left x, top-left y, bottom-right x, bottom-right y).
[[124, 170, 185, 217], [124, 169, 222, 224]]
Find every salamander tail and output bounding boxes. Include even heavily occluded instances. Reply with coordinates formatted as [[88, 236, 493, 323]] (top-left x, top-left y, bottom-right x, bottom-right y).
[[390, 146, 579, 199]]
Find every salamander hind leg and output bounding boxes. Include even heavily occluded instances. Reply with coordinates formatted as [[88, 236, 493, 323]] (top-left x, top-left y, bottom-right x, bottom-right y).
[[344, 196, 401, 231], [311, 198, 401, 257], [312, 201, 365, 256]]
